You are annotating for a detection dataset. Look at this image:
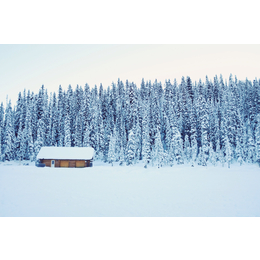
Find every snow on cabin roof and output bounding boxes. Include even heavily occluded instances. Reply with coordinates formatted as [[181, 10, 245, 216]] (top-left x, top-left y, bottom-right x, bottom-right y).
[[36, 147, 95, 160]]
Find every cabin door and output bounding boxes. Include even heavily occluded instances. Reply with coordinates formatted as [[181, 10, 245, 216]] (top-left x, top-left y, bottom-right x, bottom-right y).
[[51, 160, 55, 168]]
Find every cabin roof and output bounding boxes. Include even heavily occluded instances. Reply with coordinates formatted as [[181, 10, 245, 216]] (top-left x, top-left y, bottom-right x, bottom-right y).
[[36, 147, 95, 160]]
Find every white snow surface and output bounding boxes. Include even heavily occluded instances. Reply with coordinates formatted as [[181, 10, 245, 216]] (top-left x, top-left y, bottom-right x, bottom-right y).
[[36, 146, 94, 160], [0, 161, 260, 217]]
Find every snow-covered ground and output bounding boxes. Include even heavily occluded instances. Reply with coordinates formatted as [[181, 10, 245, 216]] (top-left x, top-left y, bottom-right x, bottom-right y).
[[0, 161, 260, 217]]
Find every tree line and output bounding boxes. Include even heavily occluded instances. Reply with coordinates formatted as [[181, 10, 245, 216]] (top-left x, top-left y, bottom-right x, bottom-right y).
[[0, 74, 260, 168]]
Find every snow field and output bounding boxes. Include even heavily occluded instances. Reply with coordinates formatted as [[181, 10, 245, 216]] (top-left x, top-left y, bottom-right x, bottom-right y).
[[0, 161, 260, 217]]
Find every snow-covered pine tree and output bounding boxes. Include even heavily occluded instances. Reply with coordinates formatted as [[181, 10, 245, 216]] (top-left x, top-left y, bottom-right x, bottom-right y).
[[13, 92, 23, 138], [15, 119, 23, 160], [164, 111, 171, 154], [197, 147, 202, 166], [0, 126, 2, 161], [75, 114, 83, 147], [89, 102, 98, 152], [83, 125, 90, 147], [45, 92, 52, 147], [186, 76, 194, 103], [57, 85, 65, 147], [169, 127, 184, 165], [67, 85, 76, 146], [135, 98, 142, 161], [235, 110, 244, 165], [119, 143, 125, 166], [247, 123, 255, 163], [215, 137, 221, 165], [208, 142, 216, 166], [152, 128, 164, 168], [184, 134, 191, 164], [190, 135, 197, 167], [51, 92, 59, 146], [97, 102, 105, 160], [64, 114, 71, 147], [200, 96, 209, 166], [235, 135, 243, 166], [142, 111, 150, 168], [34, 118, 45, 159], [179, 76, 191, 142], [242, 122, 248, 163], [255, 114, 260, 167], [225, 133, 232, 168], [190, 104, 197, 167], [107, 133, 116, 166], [3, 100, 15, 161], [126, 130, 136, 166]]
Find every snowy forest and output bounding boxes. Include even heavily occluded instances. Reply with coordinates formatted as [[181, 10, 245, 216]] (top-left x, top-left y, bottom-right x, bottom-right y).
[[0, 74, 260, 168]]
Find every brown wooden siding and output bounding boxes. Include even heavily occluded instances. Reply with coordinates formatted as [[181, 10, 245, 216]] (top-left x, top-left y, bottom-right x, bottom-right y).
[[55, 160, 60, 167], [42, 159, 51, 167], [60, 160, 69, 167], [76, 161, 85, 168], [39, 159, 92, 168]]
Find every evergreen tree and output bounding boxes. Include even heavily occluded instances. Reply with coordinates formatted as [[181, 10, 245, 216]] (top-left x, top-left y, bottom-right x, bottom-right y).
[[169, 127, 184, 165], [215, 138, 221, 165], [0, 126, 2, 161], [255, 114, 260, 166], [83, 126, 90, 147], [200, 96, 209, 166], [57, 85, 65, 147], [126, 130, 136, 165], [108, 134, 116, 166], [51, 92, 59, 146], [3, 101, 15, 161], [119, 144, 125, 166], [208, 142, 216, 166], [64, 114, 71, 147], [235, 135, 243, 166], [34, 119, 44, 158], [152, 128, 164, 168], [184, 134, 191, 163], [75, 114, 83, 147], [247, 124, 255, 163], [225, 134, 232, 168], [142, 104, 150, 168]]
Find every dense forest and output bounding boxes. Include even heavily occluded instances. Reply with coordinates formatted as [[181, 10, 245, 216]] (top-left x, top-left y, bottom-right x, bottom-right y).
[[0, 74, 260, 167]]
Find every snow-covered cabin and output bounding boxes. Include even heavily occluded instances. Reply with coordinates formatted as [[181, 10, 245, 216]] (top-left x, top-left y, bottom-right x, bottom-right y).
[[36, 147, 94, 168]]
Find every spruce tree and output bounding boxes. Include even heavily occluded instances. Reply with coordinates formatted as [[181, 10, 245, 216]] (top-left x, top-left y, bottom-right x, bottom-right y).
[[225, 134, 232, 168], [152, 128, 164, 168], [34, 119, 44, 159], [108, 134, 116, 166], [3, 101, 15, 161], [64, 114, 71, 147], [208, 142, 216, 166], [0, 126, 2, 161], [235, 135, 243, 166], [83, 125, 90, 147], [119, 145, 125, 166], [184, 135, 191, 163], [247, 125, 255, 163], [126, 130, 136, 165], [169, 127, 184, 165], [255, 114, 260, 166]]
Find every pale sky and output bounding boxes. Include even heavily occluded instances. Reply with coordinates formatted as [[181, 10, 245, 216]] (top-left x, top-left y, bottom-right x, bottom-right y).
[[0, 44, 260, 106]]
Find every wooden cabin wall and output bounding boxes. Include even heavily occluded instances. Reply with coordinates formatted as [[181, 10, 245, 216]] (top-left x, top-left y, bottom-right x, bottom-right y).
[[39, 159, 92, 167], [41, 159, 51, 167]]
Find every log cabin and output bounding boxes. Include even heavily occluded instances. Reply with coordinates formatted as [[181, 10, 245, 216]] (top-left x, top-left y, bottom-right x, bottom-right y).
[[36, 147, 94, 168]]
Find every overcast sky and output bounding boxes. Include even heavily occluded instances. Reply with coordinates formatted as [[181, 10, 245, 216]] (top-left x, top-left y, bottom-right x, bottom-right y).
[[0, 44, 260, 106]]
